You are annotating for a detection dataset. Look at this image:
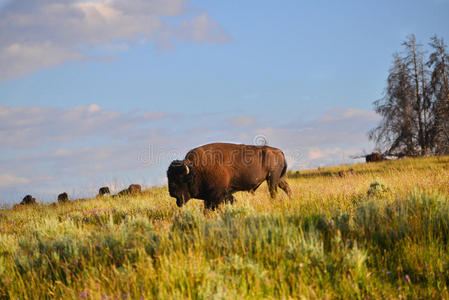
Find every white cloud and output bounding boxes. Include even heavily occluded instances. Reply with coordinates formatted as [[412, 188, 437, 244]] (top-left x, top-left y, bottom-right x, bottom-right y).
[[222, 108, 380, 169], [309, 149, 326, 160], [0, 104, 170, 149], [179, 14, 230, 43], [316, 108, 379, 123], [0, 174, 30, 188], [305, 147, 355, 167], [0, 103, 183, 204], [0, 0, 230, 80], [87, 104, 101, 113], [0, 42, 84, 79], [229, 115, 257, 127]]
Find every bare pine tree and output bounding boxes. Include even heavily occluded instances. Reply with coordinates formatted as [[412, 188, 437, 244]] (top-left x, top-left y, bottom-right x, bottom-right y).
[[370, 35, 435, 156], [428, 35, 449, 154], [402, 34, 432, 155], [369, 54, 416, 155]]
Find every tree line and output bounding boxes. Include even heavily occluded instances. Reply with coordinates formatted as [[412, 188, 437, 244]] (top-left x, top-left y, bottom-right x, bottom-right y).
[[369, 34, 449, 156]]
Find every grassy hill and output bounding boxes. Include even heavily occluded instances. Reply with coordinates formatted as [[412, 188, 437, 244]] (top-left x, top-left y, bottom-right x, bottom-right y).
[[1, 156, 448, 299]]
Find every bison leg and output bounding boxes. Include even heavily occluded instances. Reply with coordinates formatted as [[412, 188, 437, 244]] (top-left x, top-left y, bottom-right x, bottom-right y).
[[249, 181, 263, 195], [224, 192, 236, 204], [269, 185, 278, 198], [278, 178, 292, 198], [204, 191, 226, 210], [204, 200, 218, 210], [267, 176, 279, 199]]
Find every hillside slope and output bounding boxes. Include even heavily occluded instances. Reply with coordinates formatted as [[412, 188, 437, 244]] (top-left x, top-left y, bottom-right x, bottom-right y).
[[1, 156, 448, 299]]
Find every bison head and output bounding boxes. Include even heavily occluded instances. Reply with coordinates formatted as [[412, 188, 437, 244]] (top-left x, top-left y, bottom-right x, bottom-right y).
[[167, 160, 195, 207]]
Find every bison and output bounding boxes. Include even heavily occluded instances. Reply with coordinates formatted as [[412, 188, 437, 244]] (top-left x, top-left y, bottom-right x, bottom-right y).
[[167, 143, 292, 210], [20, 195, 36, 205], [57, 192, 69, 203], [128, 184, 141, 194], [365, 152, 384, 163], [116, 184, 142, 197], [98, 186, 111, 197]]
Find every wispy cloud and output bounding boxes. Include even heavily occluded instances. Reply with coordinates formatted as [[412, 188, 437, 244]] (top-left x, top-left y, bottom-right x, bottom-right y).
[[0, 104, 169, 149], [0, 0, 230, 80], [0, 174, 30, 188], [0, 103, 177, 203], [221, 108, 380, 169], [228, 115, 258, 128]]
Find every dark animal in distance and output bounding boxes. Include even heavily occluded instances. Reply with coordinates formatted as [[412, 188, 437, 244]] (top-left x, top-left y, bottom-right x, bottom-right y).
[[365, 152, 384, 163], [57, 192, 69, 203], [128, 184, 141, 194], [98, 187, 111, 197], [167, 142, 292, 210], [116, 184, 142, 197], [20, 195, 36, 205]]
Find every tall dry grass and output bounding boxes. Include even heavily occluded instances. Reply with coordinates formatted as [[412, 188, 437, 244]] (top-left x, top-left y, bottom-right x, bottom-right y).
[[0, 156, 448, 299]]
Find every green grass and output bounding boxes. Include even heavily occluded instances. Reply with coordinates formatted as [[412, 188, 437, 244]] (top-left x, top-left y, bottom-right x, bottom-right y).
[[1, 156, 449, 299]]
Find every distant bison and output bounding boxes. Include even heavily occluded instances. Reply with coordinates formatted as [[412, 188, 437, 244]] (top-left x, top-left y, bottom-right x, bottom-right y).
[[98, 187, 111, 197], [20, 195, 36, 205], [57, 192, 69, 203], [116, 184, 142, 196], [167, 143, 292, 210], [128, 184, 141, 194], [366, 152, 384, 163]]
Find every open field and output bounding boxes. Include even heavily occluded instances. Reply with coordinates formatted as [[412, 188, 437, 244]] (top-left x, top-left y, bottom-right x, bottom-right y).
[[1, 156, 449, 299]]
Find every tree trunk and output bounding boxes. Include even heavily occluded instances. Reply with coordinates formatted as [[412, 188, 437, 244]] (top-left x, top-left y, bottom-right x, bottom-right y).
[[412, 47, 425, 155]]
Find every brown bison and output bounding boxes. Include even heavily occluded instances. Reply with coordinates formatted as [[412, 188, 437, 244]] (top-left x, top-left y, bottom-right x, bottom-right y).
[[365, 152, 384, 163], [128, 184, 142, 194], [57, 192, 69, 203], [167, 143, 292, 210], [98, 186, 111, 197], [20, 195, 36, 205], [116, 184, 142, 196]]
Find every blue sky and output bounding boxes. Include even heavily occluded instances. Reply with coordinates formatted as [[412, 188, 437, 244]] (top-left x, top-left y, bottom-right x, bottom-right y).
[[1, 0, 448, 204]]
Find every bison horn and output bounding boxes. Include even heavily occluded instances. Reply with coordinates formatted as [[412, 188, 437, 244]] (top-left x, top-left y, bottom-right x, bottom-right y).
[[185, 164, 190, 175]]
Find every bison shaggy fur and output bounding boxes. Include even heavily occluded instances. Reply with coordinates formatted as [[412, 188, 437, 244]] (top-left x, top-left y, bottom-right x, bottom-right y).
[[167, 143, 292, 210]]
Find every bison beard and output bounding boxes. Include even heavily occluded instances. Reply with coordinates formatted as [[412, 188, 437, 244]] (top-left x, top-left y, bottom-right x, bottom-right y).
[[167, 143, 292, 210]]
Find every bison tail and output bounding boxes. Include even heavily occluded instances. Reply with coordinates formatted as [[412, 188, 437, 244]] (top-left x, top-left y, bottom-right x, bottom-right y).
[[281, 157, 288, 178]]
